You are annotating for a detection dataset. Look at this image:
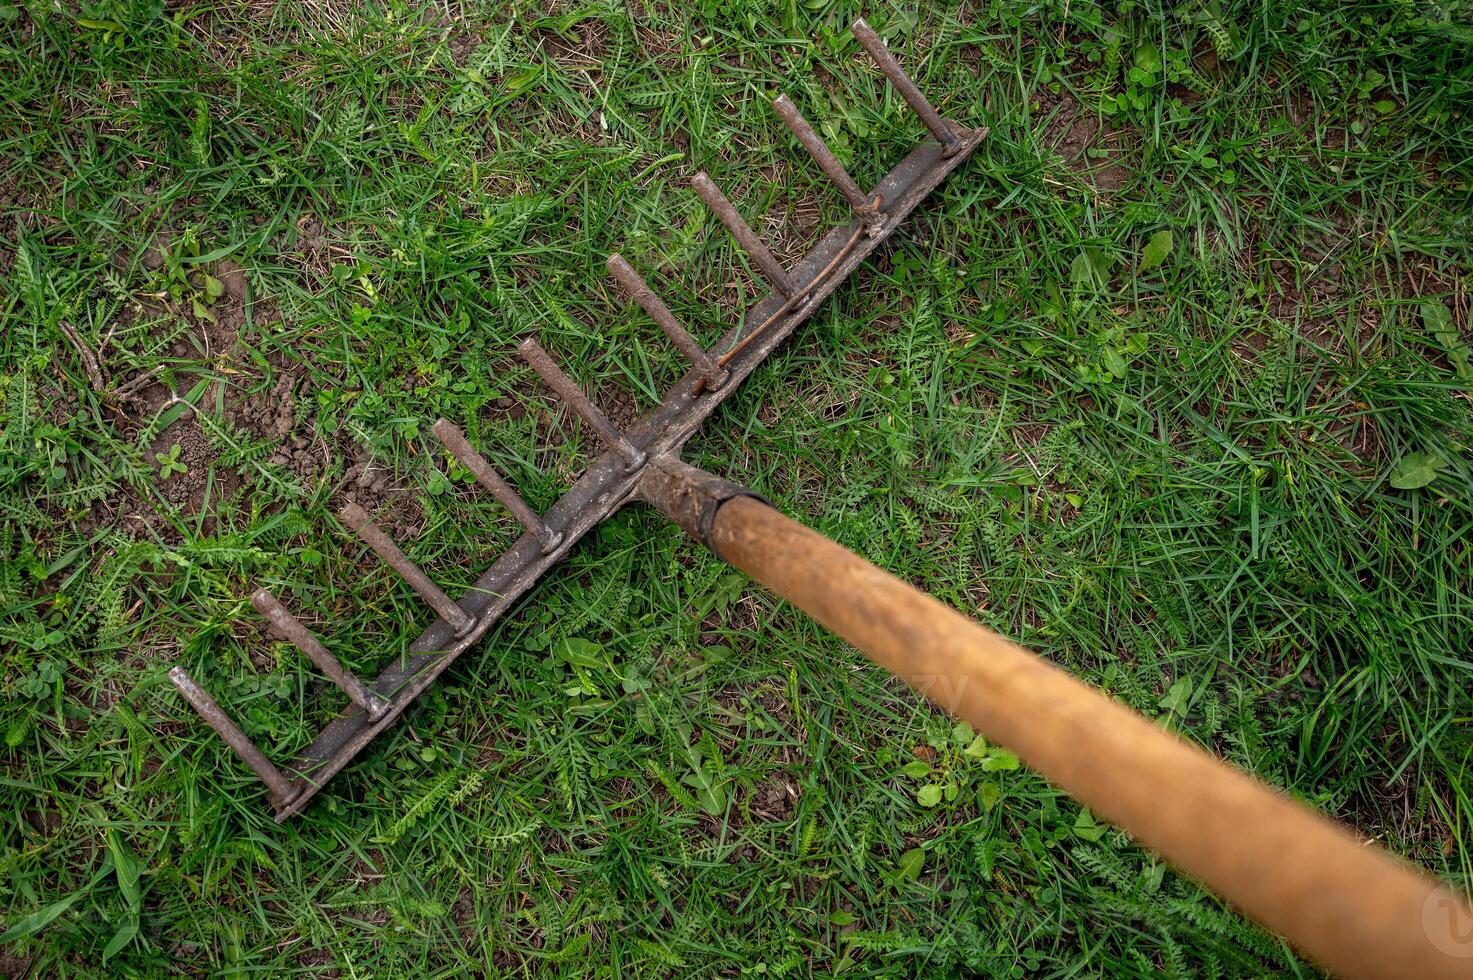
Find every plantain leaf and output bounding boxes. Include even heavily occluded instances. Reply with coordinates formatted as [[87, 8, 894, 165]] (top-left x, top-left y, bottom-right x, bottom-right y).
[[894, 847, 925, 882], [1140, 230, 1174, 272], [1389, 452, 1443, 490]]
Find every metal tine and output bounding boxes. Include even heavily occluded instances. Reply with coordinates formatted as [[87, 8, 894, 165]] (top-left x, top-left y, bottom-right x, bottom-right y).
[[339, 502, 477, 637], [518, 338, 647, 470], [169, 665, 296, 804], [690, 172, 796, 298], [850, 18, 963, 157], [251, 589, 390, 721], [606, 254, 730, 392], [430, 419, 564, 554], [771, 94, 885, 232]]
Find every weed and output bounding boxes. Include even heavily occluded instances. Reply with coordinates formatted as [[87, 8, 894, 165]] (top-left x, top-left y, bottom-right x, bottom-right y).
[[153, 443, 187, 480]]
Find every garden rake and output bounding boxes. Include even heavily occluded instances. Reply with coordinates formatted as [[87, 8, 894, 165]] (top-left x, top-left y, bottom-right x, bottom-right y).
[[166, 15, 987, 829], [162, 18, 1472, 980]]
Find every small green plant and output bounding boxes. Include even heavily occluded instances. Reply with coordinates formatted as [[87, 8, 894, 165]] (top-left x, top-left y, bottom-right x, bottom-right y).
[[1389, 451, 1444, 490], [154, 443, 187, 479], [1138, 229, 1174, 274], [1103, 41, 1163, 116], [1424, 301, 1471, 381], [899, 720, 1020, 811], [153, 229, 227, 322]]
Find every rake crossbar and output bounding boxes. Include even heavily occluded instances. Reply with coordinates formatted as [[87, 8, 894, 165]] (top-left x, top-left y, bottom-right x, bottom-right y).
[[163, 20, 992, 821]]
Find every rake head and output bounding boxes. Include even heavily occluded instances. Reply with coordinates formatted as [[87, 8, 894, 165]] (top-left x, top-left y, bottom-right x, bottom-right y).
[[166, 16, 988, 821]]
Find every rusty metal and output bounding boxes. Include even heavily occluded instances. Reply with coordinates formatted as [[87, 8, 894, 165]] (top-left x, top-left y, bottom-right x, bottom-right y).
[[519, 338, 647, 470], [607, 253, 729, 391], [634, 455, 766, 549], [639, 462, 1473, 980], [691, 172, 796, 297], [168, 666, 297, 804], [772, 95, 884, 232], [430, 418, 563, 554], [272, 126, 980, 824], [163, 14, 988, 821], [250, 589, 389, 721], [851, 18, 963, 157], [339, 502, 475, 636]]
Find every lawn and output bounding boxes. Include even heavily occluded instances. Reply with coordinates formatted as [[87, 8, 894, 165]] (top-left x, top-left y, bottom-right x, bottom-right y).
[[2, 0, 1470, 975]]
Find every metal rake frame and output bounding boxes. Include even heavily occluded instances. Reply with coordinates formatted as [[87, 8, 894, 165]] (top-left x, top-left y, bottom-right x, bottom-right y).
[[167, 17, 988, 821]]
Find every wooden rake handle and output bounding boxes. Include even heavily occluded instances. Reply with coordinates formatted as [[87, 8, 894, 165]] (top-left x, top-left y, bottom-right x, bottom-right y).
[[637, 455, 1473, 980]]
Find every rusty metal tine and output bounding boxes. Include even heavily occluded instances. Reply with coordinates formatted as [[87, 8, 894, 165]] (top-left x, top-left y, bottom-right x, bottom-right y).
[[430, 419, 564, 553], [772, 95, 884, 229], [690, 172, 795, 297], [168, 666, 296, 804], [339, 502, 476, 636], [518, 338, 647, 470], [851, 18, 962, 157], [606, 254, 730, 391], [251, 589, 390, 720]]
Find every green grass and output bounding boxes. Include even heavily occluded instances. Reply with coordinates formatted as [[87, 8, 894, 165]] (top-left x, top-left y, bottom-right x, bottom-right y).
[[2, 0, 1471, 974]]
